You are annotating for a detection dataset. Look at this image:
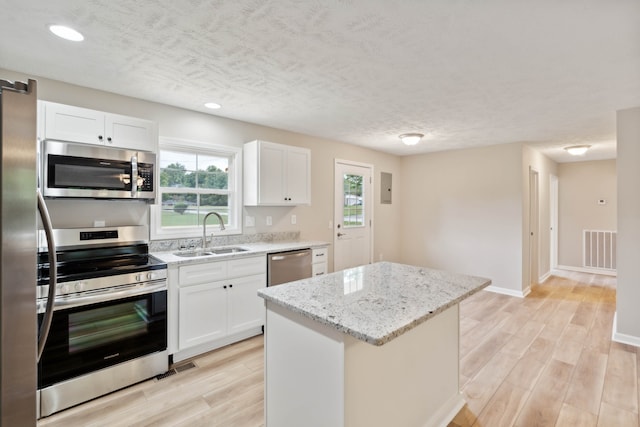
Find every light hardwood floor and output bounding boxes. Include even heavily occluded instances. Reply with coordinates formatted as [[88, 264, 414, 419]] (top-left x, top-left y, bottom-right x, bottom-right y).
[[39, 271, 633, 427]]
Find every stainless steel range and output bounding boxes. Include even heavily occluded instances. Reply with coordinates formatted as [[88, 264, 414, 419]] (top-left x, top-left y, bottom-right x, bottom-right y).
[[37, 225, 168, 418]]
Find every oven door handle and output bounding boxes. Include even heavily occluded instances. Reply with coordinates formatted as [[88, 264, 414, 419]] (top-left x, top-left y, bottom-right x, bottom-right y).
[[37, 190, 57, 361], [51, 282, 167, 311]]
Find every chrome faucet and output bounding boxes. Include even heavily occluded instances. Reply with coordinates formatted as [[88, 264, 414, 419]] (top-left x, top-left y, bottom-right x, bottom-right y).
[[202, 211, 226, 249]]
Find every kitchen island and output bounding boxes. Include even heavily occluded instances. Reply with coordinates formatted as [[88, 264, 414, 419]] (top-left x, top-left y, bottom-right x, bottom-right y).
[[258, 261, 490, 427]]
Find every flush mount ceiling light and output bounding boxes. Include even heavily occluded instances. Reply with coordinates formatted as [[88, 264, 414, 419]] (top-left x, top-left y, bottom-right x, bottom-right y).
[[564, 145, 591, 156], [49, 25, 84, 42], [204, 102, 221, 109], [399, 133, 424, 146]]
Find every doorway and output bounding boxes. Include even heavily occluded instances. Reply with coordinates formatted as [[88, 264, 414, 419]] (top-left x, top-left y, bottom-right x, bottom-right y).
[[333, 160, 373, 272]]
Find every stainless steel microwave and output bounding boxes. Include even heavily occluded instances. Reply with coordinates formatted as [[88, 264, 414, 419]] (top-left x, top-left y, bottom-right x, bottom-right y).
[[41, 140, 156, 200]]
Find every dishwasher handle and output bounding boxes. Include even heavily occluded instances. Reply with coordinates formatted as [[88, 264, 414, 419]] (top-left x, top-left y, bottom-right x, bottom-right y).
[[270, 252, 309, 261]]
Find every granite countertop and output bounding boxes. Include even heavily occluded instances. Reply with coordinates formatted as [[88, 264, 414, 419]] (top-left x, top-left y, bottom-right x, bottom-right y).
[[152, 240, 329, 265], [258, 262, 491, 346]]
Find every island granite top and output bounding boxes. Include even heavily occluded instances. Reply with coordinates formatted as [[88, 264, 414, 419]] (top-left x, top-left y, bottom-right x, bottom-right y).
[[258, 261, 491, 346]]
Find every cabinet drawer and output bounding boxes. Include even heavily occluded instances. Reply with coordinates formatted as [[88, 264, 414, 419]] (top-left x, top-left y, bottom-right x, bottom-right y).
[[179, 261, 227, 287], [227, 256, 266, 278], [312, 262, 327, 277], [312, 247, 328, 264]]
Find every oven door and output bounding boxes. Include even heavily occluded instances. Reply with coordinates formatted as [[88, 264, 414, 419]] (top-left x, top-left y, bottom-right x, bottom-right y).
[[38, 289, 167, 389]]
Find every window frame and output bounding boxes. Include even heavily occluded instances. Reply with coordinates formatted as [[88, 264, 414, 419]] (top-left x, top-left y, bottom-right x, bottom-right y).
[[150, 137, 243, 240]]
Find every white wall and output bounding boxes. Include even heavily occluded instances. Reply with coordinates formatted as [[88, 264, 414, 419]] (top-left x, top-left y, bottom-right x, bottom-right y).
[[615, 106, 640, 344], [398, 143, 524, 294], [2, 68, 403, 270], [557, 160, 617, 269]]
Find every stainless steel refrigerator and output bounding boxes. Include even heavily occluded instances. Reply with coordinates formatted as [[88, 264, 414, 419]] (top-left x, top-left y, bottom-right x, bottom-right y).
[[0, 78, 39, 426]]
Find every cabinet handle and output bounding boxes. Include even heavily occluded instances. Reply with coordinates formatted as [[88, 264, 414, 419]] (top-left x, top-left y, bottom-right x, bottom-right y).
[[229, 284, 233, 288], [107, 137, 112, 143], [98, 135, 103, 141], [223, 285, 227, 289]]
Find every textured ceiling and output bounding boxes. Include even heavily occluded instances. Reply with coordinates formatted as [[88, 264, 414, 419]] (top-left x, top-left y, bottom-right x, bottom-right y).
[[1, 0, 638, 161]]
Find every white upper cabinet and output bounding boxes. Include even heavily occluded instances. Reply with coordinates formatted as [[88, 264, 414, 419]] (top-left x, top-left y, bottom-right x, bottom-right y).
[[243, 140, 311, 206], [41, 101, 157, 152]]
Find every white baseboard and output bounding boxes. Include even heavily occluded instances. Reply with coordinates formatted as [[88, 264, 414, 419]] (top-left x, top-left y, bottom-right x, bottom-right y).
[[423, 392, 466, 427], [556, 265, 617, 277], [538, 271, 552, 283], [172, 327, 263, 363], [485, 285, 530, 298], [611, 312, 640, 348]]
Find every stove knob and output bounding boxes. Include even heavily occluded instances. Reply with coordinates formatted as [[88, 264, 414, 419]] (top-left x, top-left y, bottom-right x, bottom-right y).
[[75, 282, 84, 292], [147, 272, 154, 280], [135, 274, 142, 282], [61, 284, 70, 294]]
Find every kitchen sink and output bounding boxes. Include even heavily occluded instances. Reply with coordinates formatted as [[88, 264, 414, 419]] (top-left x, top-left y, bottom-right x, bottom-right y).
[[209, 247, 249, 255], [173, 247, 249, 257]]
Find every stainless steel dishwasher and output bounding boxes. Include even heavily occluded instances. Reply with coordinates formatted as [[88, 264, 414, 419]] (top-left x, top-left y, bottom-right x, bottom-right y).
[[267, 249, 312, 286]]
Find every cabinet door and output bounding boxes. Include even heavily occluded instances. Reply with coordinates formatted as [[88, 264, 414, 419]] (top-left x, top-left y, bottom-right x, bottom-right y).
[[105, 114, 156, 152], [258, 142, 287, 204], [285, 146, 311, 205], [43, 102, 105, 145], [178, 282, 227, 349], [227, 274, 266, 335]]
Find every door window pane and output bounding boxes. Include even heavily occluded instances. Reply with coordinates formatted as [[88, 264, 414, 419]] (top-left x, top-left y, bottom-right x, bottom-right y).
[[343, 174, 364, 227]]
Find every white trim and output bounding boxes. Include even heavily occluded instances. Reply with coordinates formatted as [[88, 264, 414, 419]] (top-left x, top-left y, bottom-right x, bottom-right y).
[[423, 392, 466, 427], [172, 327, 262, 363], [555, 265, 617, 277], [151, 137, 243, 240], [611, 312, 640, 348], [538, 271, 552, 283], [485, 285, 530, 298]]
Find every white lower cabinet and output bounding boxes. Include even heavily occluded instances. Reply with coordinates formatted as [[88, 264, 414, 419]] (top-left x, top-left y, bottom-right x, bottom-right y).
[[178, 281, 227, 349], [227, 274, 266, 335], [174, 255, 266, 361]]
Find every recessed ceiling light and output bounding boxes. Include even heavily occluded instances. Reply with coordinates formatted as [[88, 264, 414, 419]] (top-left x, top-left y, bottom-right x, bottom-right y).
[[49, 25, 84, 42], [204, 102, 221, 109]]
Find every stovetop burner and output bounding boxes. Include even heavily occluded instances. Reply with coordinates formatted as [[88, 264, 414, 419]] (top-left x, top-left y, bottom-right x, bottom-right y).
[[37, 243, 166, 286]]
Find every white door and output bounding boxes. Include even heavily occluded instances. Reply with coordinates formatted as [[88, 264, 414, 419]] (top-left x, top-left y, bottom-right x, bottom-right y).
[[550, 174, 558, 270], [529, 168, 539, 286], [334, 160, 373, 272]]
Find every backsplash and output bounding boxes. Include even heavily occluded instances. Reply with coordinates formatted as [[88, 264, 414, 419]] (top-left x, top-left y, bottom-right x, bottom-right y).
[[150, 231, 301, 252]]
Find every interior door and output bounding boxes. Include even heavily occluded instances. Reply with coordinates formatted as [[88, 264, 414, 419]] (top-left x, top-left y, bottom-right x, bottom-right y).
[[550, 174, 558, 271], [529, 168, 539, 287], [334, 160, 373, 272]]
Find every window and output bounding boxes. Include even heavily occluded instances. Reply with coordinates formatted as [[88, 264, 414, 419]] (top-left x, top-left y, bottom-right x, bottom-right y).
[[342, 173, 364, 227], [151, 138, 242, 239]]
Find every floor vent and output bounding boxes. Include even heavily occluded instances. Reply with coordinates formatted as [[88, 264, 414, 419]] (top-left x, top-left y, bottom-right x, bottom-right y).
[[583, 229, 617, 271], [155, 369, 177, 380], [175, 361, 197, 373], [155, 361, 197, 381]]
